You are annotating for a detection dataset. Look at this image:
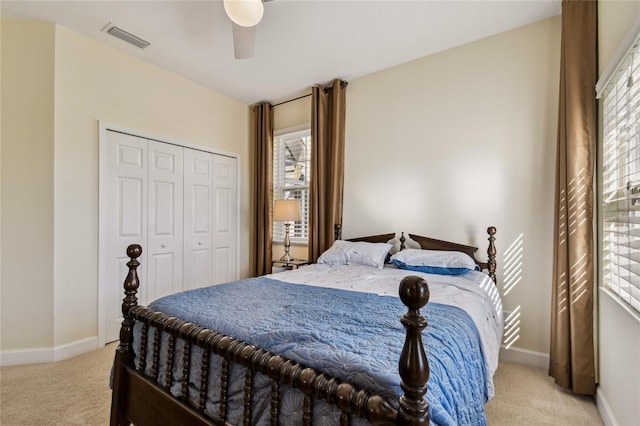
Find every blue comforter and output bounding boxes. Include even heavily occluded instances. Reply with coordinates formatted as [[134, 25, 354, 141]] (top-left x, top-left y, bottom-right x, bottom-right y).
[[143, 277, 488, 425]]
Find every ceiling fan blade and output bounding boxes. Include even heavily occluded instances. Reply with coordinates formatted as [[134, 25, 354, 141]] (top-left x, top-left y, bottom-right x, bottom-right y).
[[232, 23, 256, 59]]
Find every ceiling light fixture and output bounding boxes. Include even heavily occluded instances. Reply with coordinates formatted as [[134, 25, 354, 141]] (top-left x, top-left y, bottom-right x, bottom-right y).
[[223, 0, 264, 28]]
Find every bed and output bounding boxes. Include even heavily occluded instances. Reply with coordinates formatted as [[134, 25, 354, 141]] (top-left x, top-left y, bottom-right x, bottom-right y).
[[110, 226, 500, 426]]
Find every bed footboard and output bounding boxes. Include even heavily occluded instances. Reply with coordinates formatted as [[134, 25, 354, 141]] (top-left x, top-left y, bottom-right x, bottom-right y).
[[110, 245, 431, 425]]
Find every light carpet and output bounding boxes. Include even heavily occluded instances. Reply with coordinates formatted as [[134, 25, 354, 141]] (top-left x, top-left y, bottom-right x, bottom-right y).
[[0, 343, 603, 425]]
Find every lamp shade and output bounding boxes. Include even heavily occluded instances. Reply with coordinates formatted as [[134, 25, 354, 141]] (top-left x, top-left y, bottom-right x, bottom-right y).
[[273, 199, 301, 222], [224, 0, 264, 28]]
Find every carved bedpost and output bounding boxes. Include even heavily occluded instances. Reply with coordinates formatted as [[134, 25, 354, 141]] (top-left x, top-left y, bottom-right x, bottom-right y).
[[399, 232, 406, 251], [119, 244, 143, 364], [397, 276, 430, 425], [110, 244, 142, 426], [486, 227, 497, 284], [335, 223, 342, 241]]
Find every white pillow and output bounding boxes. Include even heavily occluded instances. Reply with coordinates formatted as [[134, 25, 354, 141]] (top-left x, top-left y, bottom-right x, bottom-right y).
[[316, 240, 350, 265], [317, 240, 393, 269], [390, 249, 477, 270]]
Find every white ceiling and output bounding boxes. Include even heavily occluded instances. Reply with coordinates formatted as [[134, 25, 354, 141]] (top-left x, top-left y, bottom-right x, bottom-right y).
[[1, 0, 562, 105]]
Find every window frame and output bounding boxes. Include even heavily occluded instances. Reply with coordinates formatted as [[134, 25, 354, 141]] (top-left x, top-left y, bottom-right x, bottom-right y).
[[272, 125, 311, 245], [598, 19, 640, 317]]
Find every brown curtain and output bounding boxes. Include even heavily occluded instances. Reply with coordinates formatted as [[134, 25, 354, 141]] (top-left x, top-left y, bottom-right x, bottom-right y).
[[549, 0, 597, 395], [309, 79, 347, 262], [252, 102, 274, 276]]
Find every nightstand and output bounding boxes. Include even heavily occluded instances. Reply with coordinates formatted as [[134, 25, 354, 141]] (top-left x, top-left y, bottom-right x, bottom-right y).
[[272, 259, 310, 270]]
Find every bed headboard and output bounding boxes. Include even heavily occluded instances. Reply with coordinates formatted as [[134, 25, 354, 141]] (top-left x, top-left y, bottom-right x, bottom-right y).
[[409, 227, 497, 283], [346, 233, 396, 244], [334, 224, 395, 245], [408, 234, 481, 266], [334, 225, 497, 284]]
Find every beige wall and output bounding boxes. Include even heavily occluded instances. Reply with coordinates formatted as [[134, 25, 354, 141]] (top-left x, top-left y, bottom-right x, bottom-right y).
[[266, 18, 561, 356], [1, 19, 56, 350], [345, 17, 561, 356], [274, 95, 311, 130], [598, 0, 640, 76], [596, 1, 640, 425], [52, 25, 250, 347], [1, 18, 250, 353]]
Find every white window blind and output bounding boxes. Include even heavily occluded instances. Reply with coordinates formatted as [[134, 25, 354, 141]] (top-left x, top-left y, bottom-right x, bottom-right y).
[[601, 39, 640, 312], [272, 128, 311, 243]]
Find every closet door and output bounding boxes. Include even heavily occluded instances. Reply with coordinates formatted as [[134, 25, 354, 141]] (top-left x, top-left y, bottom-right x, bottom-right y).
[[104, 131, 148, 343], [101, 128, 238, 344], [146, 141, 184, 302], [183, 149, 214, 290], [212, 155, 238, 284]]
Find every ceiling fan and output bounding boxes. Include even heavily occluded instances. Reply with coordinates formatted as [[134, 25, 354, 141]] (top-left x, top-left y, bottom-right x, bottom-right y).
[[223, 0, 271, 59]]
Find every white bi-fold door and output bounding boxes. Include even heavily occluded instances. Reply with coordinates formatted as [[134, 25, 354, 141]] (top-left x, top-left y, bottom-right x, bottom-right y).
[[102, 130, 237, 343], [212, 154, 237, 285], [183, 148, 214, 291], [104, 131, 148, 343], [147, 141, 184, 303], [183, 149, 238, 290]]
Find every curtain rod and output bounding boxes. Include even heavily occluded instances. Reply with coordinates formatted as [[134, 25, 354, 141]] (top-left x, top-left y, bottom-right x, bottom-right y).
[[272, 80, 349, 107], [273, 93, 311, 107]]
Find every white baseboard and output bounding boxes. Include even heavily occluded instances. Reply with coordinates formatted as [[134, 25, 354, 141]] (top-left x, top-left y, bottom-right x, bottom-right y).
[[596, 386, 617, 426], [0, 336, 99, 367], [53, 336, 99, 362], [0, 346, 54, 366], [499, 344, 550, 369]]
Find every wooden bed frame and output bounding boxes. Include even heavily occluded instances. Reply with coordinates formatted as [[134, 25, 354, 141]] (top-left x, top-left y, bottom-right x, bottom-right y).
[[110, 227, 497, 426]]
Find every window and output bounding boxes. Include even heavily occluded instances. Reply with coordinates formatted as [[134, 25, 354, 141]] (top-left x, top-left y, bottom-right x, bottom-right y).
[[272, 128, 311, 244], [600, 37, 640, 312]]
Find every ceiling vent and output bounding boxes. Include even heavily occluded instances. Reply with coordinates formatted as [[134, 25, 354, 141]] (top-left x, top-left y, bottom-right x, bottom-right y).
[[103, 24, 150, 49]]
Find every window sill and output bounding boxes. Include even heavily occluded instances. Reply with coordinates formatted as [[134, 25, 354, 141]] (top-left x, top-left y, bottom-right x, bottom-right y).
[[271, 240, 309, 247], [599, 287, 640, 324]]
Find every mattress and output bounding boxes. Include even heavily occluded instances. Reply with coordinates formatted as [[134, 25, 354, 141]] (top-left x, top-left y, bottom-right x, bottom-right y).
[[133, 264, 503, 425]]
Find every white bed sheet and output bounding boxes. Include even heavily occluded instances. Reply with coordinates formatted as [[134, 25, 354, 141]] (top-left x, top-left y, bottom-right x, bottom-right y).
[[268, 263, 503, 399]]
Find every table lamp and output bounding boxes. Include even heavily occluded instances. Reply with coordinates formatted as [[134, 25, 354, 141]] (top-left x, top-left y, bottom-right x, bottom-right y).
[[273, 199, 302, 262]]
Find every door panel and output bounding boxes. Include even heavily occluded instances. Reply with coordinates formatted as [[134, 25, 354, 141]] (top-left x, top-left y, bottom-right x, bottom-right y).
[[147, 141, 184, 299], [192, 248, 212, 287], [214, 247, 231, 283], [148, 252, 175, 302], [119, 178, 145, 237], [212, 156, 237, 284], [153, 181, 176, 235], [193, 185, 210, 233], [105, 131, 148, 343], [216, 188, 231, 233], [184, 149, 213, 290]]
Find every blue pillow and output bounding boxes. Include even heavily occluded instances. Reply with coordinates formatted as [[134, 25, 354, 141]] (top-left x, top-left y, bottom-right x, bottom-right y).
[[391, 259, 473, 275]]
